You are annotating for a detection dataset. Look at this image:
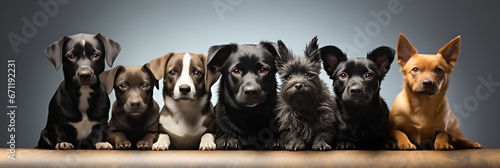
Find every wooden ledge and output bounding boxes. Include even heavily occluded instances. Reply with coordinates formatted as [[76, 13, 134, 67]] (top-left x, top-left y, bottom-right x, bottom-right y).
[[1, 148, 499, 167]]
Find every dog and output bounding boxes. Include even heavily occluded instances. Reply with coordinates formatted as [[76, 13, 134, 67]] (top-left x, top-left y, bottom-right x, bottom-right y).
[[208, 41, 281, 150], [37, 33, 120, 149], [389, 33, 482, 150], [319, 44, 397, 150], [146, 53, 219, 150], [275, 37, 339, 151], [99, 65, 160, 150]]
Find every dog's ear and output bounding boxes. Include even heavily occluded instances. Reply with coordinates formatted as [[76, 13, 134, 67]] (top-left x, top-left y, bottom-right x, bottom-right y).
[[99, 65, 125, 94], [304, 36, 320, 63], [44, 36, 67, 70], [260, 41, 280, 60], [207, 44, 238, 70], [319, 45, 347, 77], [367, 46, 395, 77], [95, 33, 121, 67], [142, 64, 159, 90], [146, 53, 174, 81], [276, 40, 294, 67], [397, 33, 418, 66], [201, 54, 220, 92], [438, 35, 460, 68]]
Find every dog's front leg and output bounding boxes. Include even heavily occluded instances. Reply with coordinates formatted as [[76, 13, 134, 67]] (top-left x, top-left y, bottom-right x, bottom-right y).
[[215, 133, 241, 150], [335, 128, 356, 150], [137, 133, 157, 150], [283, 130, 306, 151], [108, 132, 131, 149], [434, 131, 454, 150], [199, 133, 216, 150], [152, 133, 171, 150], [312, 132, 333, 151], [393, 129, 416, 150], [53, 125, 74, 150], [90, 121, 113, 150]]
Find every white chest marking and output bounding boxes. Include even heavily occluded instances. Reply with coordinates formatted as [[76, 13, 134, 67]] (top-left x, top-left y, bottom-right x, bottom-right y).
[[161, 95, 209, 139], [173, 53, 195, 98], [69, 86, 98, 140]]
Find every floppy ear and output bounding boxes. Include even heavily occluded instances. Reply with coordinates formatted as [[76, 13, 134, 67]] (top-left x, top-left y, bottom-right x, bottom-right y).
[[95, 33, 121, 67], [397, 33, 418, 66], [44, 36, 67, 70], [304, 36, 320, 63], [142, 64, 159, 90], [207, 44, 238, 70], [145, 53, 174, 81], [201, 54, 220, 92], [367, 46, 395, 77], [319, 45, 347, 77], [276, 40, 294, 68], [260, 41, 280, 60], [99, 65, 125, 94], [438, 35, 460, 68]]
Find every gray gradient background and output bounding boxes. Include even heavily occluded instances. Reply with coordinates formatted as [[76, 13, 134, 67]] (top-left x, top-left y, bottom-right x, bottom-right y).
[[1, 0, 499, 148]]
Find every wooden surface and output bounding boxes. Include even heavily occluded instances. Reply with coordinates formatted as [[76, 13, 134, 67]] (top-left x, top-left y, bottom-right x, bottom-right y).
[[1, 148, 499, 167]]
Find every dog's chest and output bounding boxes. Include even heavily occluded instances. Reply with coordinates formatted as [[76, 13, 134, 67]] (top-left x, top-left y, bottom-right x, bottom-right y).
[[69, 87, 98, 140]]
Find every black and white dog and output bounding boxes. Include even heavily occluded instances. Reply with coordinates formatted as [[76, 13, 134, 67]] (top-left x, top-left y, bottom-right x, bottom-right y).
[[319, 45, 397, 150], [208, 42, 281, 150], [37, 33, 121, 149], [275, 37, 339, 151]]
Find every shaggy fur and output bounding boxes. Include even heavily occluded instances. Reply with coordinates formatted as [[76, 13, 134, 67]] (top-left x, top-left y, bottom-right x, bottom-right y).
[[275, 37, 339, 151]]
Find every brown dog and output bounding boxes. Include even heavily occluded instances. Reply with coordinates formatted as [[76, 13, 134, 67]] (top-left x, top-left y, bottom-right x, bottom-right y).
[[99, 65, 160, 150], [389, 33, 482, 150]]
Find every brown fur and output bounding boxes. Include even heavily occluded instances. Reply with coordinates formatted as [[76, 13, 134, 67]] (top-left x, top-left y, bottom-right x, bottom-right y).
[[389, 33, 482, 150]]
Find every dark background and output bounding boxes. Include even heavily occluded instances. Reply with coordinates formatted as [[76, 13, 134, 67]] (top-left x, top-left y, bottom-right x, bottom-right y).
[[1, 0, 499, 148]]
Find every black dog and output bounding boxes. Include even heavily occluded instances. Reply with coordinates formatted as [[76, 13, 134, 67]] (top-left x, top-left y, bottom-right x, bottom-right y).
[[37, 33, 121, 149], [208, 42, 281, 150], [275, 37, 339, 151], [319, 45, 397, 150], [99, 66, 160, 150]]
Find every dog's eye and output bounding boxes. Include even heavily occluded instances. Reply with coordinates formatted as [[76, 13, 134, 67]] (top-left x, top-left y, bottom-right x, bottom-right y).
[[259, 67, 269, 75], [142, 82, 150, 89], [285, 75, 292, 80], [168, 70, 176, 76], [91, 53, 100, 60], [232, 67, 241, 76], [339, 72, 348, 80], [365, 73, 373, 80], [435, 68, 443, 75], [411, 67, 419, 74], [194, 70, 202, 77], [67, 53, 76, 60], [118, 82, 128, 90], [304, 72, 309, 77]]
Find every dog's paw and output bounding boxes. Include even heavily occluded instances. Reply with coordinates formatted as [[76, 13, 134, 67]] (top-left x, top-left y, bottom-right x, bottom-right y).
[[466, 142, 482, 149], [115, 140, 132, 150], [435, 141, 454, 150], [265, 140, 283, 150], [55, 142, 74, 150], [216, 136, 241, 150], [335, 141, 355, 150], [285, 140, 306, 151], [199, 141, 216, 150], [312, 141, 332, 151], [95, 142, 113, 150], [397, 141, 417, 150], [137, 140, 152, 150], [383, 140, 398, 150], [152, 141, 170, 151]]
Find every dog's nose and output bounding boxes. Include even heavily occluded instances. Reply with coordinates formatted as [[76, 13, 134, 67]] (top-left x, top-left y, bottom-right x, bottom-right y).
[[78, 68, 93, 80], [349, 86, 362, 96], [130, 101, 140, 108], [243, 86, 259, 96], [294, 83, 303, 90], [179, 85, 191, 94], [422, 80, 434, 87]]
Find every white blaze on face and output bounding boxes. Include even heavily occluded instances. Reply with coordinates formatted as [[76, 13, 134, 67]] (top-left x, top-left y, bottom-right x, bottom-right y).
[[81, 39, 86, 55], [173, 53, 196, 99]]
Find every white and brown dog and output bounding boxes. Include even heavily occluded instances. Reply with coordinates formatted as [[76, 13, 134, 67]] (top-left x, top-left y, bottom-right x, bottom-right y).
[[147, 52, 219, 150]]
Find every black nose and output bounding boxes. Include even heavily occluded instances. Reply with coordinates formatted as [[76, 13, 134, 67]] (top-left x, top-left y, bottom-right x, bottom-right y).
[[130, 101, 140, 108], [243, 86, 259, 96], [179, 85, 191, 94], [78, 69, 92, 80], [294, 83, 303, 90], [349, 86, 362, 96], [422, 80, 434, 87]]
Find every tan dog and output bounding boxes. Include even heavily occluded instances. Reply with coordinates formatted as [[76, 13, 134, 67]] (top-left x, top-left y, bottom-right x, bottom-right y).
[[389, 33, 482, 150]]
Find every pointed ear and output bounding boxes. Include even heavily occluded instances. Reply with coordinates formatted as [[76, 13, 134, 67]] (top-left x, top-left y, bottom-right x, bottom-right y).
[[367, 46, 395, 77], [207, 44, 238, 70], [146, 53, 174, 81], [142, 64, 159, 90], [95, 33, 121, 67], [276, 40, 294, 68], [397, 33, 418, 66], [319, 45, 347, 76], [304, 36, 320, 63], [44, 36, 67, 70], [99, 65, 125, 94], [438, 35, 460, 68], [201, 54, 220, 92]]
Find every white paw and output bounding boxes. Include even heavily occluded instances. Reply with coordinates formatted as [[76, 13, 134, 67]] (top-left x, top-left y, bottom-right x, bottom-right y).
[[55, 142, 74, 150], [152, 134, 171, 151], [95, 142, 113, 150], [199, 133, 216, 150]]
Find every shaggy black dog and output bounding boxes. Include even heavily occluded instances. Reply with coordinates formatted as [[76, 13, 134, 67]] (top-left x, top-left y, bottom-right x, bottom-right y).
[[275, 37, 340, 151]]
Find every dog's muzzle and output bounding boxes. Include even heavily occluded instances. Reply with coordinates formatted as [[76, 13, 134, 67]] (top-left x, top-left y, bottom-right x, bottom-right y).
[[75, 66, 97, 85]]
